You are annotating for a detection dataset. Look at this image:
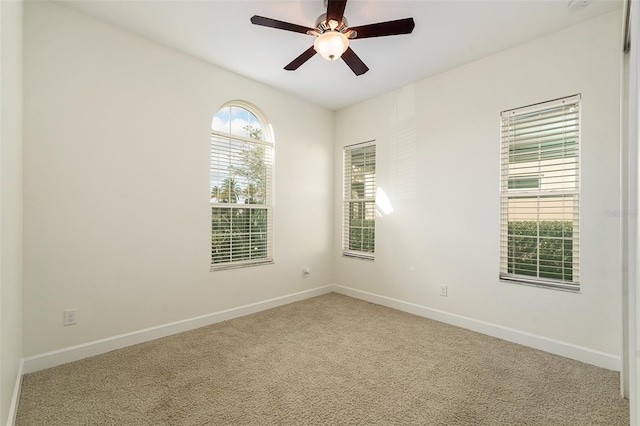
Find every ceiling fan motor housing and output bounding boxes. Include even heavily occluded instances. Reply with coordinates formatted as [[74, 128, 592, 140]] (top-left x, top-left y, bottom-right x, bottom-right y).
[[314, 13, 349, 33]]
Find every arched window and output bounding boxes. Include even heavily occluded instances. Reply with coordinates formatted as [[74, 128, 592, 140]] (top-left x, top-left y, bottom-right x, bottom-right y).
[[210, 102, 274, 269]]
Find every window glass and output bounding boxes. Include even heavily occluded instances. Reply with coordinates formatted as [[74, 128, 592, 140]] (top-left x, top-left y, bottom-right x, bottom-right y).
[[343, 142, 376, 259], [499, 95, 580, 290], [210, 103, 273, 270]]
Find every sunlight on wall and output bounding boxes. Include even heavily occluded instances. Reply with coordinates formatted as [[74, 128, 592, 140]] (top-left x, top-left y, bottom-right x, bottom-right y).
[[375, 187, 394, 216]]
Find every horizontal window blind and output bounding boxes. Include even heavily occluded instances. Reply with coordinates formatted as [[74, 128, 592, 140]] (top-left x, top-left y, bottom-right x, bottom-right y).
[[500, 95, 580, 291], [343, 142, 376, 259], [210, 105, 274, 270]]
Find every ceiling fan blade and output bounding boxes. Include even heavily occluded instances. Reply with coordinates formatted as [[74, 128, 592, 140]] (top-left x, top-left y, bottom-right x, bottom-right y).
[[250, 15, 315, 35], [341, 47, 369, 76], [348, 17, 415, 39], [327, 0, 348, 26], [284, 46, 317, 71]]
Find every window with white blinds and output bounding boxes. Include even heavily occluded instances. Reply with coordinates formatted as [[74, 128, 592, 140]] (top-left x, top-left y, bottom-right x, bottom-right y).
[[500, 94, 580, 291], [343, 142, 376, 259], [210, 103, 273, 270]]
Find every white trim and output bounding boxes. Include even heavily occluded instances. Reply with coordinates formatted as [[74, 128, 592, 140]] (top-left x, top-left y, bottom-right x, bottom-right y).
[[7, 359, 24, 426], [628, 0, 639, 422], [22, 286, 334, 374], [210, 259, 274, 272], [209, 101, 275, 269], [499, 95, 581, 290], [21, 284, 620, 377], [332, 285, 620, 371], [501, 93, 582, 117], [342, 250, 374, 261], [343, 140, 376, 149], [342, 142, 376, 257]]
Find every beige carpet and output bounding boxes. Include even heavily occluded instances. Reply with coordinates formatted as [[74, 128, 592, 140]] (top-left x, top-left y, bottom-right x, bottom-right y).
[[17, 293, 628, 425]]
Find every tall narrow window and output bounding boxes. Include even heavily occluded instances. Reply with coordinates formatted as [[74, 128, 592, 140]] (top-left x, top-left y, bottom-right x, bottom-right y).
[[500, 95, 580, 291], [210, 102, 273, 270], [343, 142, 376, 259]]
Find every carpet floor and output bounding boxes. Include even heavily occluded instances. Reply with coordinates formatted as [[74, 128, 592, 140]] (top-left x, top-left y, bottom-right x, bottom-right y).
[[16, 293, 629, 425]]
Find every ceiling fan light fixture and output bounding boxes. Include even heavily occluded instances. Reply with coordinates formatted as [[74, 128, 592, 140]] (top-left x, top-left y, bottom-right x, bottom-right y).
[[313, 30, 349, 61]]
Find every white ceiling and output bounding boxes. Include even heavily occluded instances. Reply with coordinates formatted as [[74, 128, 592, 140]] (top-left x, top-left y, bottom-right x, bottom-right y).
[[56, 0, 622, 110]]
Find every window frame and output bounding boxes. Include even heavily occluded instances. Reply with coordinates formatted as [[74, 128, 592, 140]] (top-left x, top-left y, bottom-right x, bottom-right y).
[[499, 94, 581, 291], [210, 100, 274, 271], [342, 141, 376, 260]]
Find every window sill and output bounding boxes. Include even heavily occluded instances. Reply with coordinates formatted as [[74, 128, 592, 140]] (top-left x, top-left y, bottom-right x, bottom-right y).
[[210, 259, 274, 272], [499, 274, 580, 293], [342, 251, 374, 261]]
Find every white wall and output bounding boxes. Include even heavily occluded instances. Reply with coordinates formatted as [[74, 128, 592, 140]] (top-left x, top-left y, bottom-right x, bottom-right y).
[[21, 0, 626, 377], [22, 1, 334, 357], [627, 0, 639, 421], [334, 11, 623, 360], [0, 0, 23, 423]]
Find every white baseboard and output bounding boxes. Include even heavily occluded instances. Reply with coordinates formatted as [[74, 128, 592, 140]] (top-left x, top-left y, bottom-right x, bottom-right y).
[[22, 285, 334, 374], [21, 283, 619, 377], [332, 284, 621, 371], [7, 359, 23, 426]]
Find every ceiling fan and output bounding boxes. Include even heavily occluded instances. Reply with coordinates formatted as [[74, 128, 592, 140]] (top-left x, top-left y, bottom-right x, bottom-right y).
[[250, 0, 415, 76]]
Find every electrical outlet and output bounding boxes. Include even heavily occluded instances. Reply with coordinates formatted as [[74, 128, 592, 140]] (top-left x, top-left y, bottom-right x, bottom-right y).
[[63, 309, 77, 326], [439, 285, 448, 297]]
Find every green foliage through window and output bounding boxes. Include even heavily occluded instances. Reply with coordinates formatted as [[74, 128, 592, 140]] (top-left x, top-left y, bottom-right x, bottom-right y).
[[211, 207, 269, 264], [507, 221, 573, 282]]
